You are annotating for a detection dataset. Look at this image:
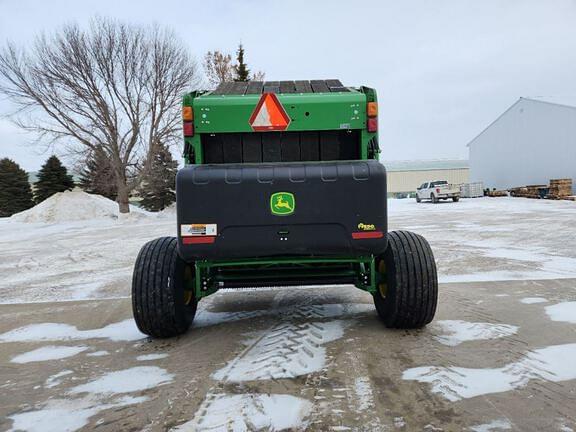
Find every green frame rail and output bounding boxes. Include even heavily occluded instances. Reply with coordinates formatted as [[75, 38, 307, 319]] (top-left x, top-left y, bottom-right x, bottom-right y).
[[189, 256, 379, 299]]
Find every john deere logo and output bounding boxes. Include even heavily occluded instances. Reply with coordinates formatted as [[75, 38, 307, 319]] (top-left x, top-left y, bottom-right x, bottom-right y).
[[270, 192, 295, 216]]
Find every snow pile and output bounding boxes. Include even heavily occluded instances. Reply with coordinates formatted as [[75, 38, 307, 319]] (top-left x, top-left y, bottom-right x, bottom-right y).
[[10, 345, 88, 364], [136, 353, 169, 361], [8, 395, 148, 432], [10, 190, 151, 223], [11, 191, 120, 223], [469, 419, 512, 432], [432, 320, 518, 346], [8, 366, 170, 432], [69, 366, 173, 395], [545, 302, 576, 324], [159, 202, 176, 217], [0, 319, 145, 343], [403, 342, 576, 401], [44, 370, 73, 389], [354, 377, 376, 411], [172, 393, 312, 432], [520, 297, 548, 304]]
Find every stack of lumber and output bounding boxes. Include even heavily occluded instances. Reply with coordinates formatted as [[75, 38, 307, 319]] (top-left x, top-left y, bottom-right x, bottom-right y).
[[547, 179, 572, 199], [486, 190, 508, 197], [509, 187, 527, 197], [509, 178, 574, 200], [509, 185, 548, 198]]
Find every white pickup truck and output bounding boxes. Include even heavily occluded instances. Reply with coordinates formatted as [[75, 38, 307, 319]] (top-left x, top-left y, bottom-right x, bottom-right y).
[[416, 181, 460, 203]]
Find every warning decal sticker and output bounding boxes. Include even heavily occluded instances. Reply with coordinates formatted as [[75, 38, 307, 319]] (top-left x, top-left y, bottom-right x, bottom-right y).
[[180, 224, 217, 237], [248, 93, 291, 131]]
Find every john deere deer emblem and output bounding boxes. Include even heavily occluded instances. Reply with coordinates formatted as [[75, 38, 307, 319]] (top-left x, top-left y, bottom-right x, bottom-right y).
[[270, 192, 295, 216]]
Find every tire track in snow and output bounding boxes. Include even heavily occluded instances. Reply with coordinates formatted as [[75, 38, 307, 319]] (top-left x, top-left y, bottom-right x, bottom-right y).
[[212, 320, 348, 382], [172, 391, 312, 431], [187, 292, 370, 430], [311, 350, 385, 431]]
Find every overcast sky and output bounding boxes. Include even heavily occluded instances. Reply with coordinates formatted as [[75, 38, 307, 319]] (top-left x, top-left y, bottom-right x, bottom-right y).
[[1, 0, 576, 171]]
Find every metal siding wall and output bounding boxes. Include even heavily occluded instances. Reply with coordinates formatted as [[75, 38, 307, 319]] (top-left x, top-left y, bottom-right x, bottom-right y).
[[469, 99, 576, 192], [387, 169, 470, 193]]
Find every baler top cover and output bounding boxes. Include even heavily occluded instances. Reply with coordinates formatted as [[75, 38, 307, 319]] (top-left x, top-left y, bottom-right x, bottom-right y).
[[187, 79, 369, 134]]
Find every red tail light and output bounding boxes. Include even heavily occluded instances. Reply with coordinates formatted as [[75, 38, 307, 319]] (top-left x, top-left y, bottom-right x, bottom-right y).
[[436, 188, 440, 193], [367, 117, 377, 133], [183, 122, 194, 137], [352, 231, 383, 240]]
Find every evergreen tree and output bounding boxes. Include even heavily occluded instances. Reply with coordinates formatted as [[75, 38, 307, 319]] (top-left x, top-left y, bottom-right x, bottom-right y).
[[34, 156, 75, 203], [79, 146, 117, 200], [138, 143, 178, 211], [234, 43, 250, 81], [0, 158, 35, 217]]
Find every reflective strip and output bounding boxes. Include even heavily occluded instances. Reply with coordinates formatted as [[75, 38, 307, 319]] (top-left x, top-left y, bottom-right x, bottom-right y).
[[352, 231, 383, 240], [182, 236, 215, 244]]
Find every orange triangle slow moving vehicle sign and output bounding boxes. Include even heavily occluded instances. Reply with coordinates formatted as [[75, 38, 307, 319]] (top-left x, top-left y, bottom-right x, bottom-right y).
[[248, 93, 291, 131]]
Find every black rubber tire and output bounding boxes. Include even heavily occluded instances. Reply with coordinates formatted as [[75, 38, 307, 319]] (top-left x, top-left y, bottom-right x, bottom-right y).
[[132, 237, 197, 338], [453, 196, 460, 202], [431, 193, 438, 203], [416, 196, 421, 203], [373, 230, 438, 328]]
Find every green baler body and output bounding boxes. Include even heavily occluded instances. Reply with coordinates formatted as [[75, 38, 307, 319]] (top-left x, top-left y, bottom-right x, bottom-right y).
[[182, 82, 378, 164], [178, 80, 384, 299]]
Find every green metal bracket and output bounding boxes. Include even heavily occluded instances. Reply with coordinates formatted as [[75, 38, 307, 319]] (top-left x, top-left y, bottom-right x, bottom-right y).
[[192, 255, 378, 299]]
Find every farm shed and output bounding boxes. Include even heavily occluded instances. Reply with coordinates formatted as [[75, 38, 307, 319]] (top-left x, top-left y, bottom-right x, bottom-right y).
[[468, 98, 576, 193], [385, 159, 469, 197]]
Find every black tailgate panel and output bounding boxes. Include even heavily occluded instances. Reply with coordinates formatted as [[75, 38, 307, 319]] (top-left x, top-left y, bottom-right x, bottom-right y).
[[176, 160, 387, 261]]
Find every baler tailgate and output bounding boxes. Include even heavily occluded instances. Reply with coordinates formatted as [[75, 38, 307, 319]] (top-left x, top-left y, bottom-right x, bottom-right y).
[[176, 160, 387, 261]]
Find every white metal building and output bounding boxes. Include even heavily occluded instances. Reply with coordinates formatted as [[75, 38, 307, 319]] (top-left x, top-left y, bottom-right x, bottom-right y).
[[384, 160, 469, 196], [468, 98, 576, 192]]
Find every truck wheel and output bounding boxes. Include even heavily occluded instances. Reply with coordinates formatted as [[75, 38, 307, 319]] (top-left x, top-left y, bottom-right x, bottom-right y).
[[416, 196, 421, 203], [430, 193, 438, 203], [452, 196, 460, 202], [373, 231, 438, 328], [132, 237, 197, 338]]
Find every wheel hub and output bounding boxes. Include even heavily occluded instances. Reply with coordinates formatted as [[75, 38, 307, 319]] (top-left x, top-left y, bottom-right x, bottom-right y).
[[378, 260, 387, 298], [183, 265, 194, 305]]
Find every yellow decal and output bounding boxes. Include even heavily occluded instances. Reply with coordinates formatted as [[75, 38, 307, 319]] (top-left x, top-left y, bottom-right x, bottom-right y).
[[357, 223, 376, 231]]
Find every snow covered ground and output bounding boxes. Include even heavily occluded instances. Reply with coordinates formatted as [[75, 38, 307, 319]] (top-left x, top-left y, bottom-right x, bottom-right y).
[[388, 197, 576, 283], [0, 191, 174, 304], [2, 194, 575, 431], [0, 194, 575, 304], [2, 279, 575, 431]]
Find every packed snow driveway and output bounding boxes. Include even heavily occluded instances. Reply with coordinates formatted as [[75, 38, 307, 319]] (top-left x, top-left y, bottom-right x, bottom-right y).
[[1, 194, 576, 430], [1, 279, 576, 431], [1, 195, 575, 304]]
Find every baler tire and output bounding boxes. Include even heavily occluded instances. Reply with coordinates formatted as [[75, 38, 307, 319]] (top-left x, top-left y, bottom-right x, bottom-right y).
[[453, 196, 460, 202], [132, 237, 197, 338], [373, 230, 438, 328]]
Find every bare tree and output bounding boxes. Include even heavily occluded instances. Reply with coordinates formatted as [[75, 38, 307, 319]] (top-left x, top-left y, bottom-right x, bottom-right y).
[[252, 70, 266, 81], [0, 18, 201, 212], [204, 48, 265, 87], [203, 51, 234, 88]]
